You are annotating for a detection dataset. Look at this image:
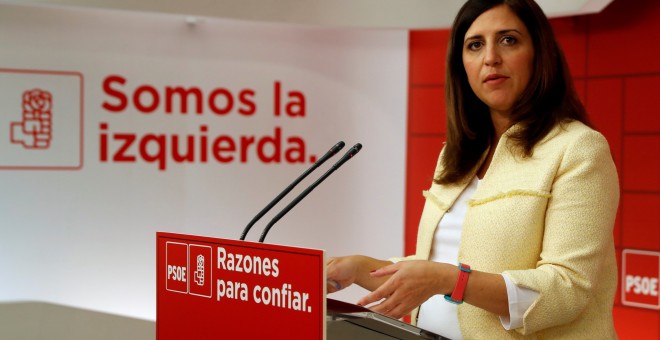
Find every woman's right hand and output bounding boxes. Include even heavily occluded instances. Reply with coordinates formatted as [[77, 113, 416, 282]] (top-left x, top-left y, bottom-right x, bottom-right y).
[[326, 255, 393, 293], [326, 256, 360, 293]]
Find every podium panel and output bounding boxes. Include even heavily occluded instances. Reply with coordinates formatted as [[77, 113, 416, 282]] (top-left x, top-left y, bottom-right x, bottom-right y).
[[156, 232, 326, 339]]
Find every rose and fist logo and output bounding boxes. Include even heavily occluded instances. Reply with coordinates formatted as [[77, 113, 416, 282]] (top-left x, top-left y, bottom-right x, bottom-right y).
[[11, 89, 53, 149]]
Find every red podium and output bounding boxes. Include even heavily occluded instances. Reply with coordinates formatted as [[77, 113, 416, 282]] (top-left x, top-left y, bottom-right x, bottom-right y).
[[157, 232, 326, 339]]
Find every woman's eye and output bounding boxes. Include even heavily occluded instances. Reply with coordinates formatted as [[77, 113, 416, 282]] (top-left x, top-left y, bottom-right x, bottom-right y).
[[466, 41, 483, 51], [501, 36, 517, 45]]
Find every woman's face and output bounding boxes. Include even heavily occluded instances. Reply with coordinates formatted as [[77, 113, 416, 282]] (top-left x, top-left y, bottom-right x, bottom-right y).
[[462, 4, 534, 116]]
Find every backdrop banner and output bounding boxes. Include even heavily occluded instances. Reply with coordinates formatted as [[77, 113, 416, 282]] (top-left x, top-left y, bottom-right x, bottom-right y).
[[0, 4, 407, 320]]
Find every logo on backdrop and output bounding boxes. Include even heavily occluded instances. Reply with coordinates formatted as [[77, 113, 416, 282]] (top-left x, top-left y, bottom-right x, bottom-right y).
[[622, 249, 660, 310], [10, 89, 53, 149], [0, 68, 83, 170], [166, 242, 212, 298]]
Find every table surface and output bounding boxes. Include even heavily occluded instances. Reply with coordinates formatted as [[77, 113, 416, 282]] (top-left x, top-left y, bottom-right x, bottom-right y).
[[0, 301, 155, 340]]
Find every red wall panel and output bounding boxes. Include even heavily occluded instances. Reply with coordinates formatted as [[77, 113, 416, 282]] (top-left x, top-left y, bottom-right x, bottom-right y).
[[573, 79, 587, 106], [408, 30, 449, 85], [588, 0, 660, 76], [550, 17, 588, 77], [622, 194, 660, 250], [623, 136, 660, 192], [407, 30, 450, 255], [624, 76, 660, 133], [409, 86, 446, 135], [613, 306, 660, 340]]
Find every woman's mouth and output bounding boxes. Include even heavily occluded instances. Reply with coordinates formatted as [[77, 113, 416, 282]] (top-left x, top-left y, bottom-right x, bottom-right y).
[[484, 74, 509, 84]]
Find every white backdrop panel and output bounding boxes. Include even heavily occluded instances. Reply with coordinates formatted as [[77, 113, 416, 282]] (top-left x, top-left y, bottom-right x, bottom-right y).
[[0, 4, 408, 320]]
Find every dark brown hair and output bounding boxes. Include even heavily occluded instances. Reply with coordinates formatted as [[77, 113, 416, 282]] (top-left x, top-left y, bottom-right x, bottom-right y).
[[436, 0, 590, 184]]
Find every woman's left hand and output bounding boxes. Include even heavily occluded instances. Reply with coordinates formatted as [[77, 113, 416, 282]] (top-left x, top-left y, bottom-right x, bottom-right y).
[[356, 260, 456, 319]]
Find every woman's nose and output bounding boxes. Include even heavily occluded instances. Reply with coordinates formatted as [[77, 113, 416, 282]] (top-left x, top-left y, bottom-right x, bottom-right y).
[[484, 45, 502, 66]]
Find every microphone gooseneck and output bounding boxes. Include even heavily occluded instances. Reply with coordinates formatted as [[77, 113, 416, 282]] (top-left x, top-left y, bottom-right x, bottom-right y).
[[258, 143, 362, 243], [239, 141, 345, 240]]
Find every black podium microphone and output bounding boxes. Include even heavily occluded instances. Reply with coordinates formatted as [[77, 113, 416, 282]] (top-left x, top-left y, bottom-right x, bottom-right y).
[[239, 141, 345, 241], [258, 143, 362, 243]]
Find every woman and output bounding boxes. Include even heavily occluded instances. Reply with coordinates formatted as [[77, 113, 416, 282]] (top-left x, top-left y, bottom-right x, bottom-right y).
[[326, 0, 619, 338]]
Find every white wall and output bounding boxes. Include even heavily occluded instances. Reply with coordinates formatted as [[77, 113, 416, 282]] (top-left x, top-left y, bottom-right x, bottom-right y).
[[0, 4, 408, 320]]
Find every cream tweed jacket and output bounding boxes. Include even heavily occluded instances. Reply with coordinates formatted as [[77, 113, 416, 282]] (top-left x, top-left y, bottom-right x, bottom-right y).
[[404, 120, 619, 339]]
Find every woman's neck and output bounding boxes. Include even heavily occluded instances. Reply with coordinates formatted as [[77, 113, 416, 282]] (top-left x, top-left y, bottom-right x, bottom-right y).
[[490, 109, 512, 140]]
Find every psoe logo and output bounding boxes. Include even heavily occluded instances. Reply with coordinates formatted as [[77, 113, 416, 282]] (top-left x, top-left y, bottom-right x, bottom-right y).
[[0, 68, 83, 170], [165, 242, 212, 298], [622, 249, 660, 310]]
